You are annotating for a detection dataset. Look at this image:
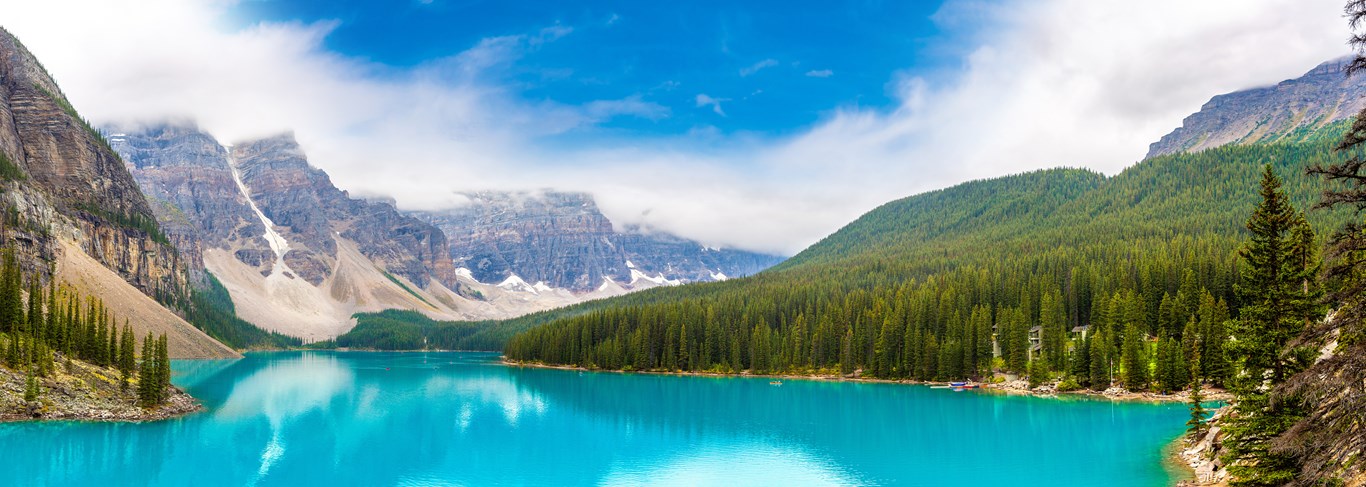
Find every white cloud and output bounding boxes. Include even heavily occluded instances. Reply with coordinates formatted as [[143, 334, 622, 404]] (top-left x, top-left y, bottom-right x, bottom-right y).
[[694, 94, 728, 116], [805, 69, 833, 78], [583, 95, 670, 121], [739, 58, 778, 77], [0, 0, 1350, 256]]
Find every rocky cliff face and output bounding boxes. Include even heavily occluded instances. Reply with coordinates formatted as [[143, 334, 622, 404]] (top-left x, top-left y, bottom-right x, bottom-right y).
[[1148, 58, 1366, 158], [109, 123, 265, 275], [114, 126, 475, 341], [0, 29, 235, 359], [0, 31, 182, 294], [231, 135, 456, 290], [412, 191, 784, 292]]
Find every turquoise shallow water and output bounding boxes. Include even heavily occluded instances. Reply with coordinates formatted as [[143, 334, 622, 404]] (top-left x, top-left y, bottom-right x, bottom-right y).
[[0, 351, 1190, 486]]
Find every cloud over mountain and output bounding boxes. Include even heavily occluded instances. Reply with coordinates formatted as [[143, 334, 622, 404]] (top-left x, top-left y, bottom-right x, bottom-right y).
[[0, 0, 1348, 255]]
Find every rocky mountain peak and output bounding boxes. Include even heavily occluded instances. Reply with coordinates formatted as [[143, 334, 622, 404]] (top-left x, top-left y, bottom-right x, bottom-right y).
[[1147, 57, 1364, 158]]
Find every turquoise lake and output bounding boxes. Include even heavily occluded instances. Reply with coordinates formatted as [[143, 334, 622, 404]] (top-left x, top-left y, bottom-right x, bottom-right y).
[[0, 351, 1191, 486]]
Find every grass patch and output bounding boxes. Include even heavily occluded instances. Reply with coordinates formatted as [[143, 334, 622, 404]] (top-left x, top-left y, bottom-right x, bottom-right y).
[[0, 150, 26, 181], [382, 270, 434, 308]]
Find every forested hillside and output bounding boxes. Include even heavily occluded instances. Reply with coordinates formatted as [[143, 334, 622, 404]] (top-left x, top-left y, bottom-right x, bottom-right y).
[[501, 125, 1353, 387]]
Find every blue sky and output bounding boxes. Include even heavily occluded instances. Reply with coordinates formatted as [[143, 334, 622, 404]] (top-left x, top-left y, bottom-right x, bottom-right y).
[[231, 0, 956, 139], [2, 0, 1350, 253]]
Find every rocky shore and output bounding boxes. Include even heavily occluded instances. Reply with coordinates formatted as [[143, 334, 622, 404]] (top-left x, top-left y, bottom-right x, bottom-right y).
[[1173, 409, 1231, 486], [988, 378, 1235, 404], [0, 354, 200, 422], [504, 359, 1233, 404]]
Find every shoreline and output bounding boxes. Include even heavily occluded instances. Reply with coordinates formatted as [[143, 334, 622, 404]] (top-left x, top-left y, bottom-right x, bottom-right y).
[[0, 388, 202, 423], [0, 355, 204, 424], [510, 357, 1232, 487], [501, 359, 1234, 404]]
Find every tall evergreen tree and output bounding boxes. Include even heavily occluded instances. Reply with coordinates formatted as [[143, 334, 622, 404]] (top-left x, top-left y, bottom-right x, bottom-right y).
[[157, 334, 171, 401], [1121, 322, 1148, 391], [1222, 166, 1322, 486], [1027, 358, 1047, 388], [1088, 329, 1109, 391], [1040, 288, 1067, 371], [26, 278, 42, 341], [1231, 166, 1321, 385], [1188, 376, 1208, 439], [1071, 334, 1092, 387], [137, 332, 156, 407], [0, 248, 22, 334]]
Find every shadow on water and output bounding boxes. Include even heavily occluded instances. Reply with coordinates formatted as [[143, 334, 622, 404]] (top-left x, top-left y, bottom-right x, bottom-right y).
[[0, 352, 1190, 486]]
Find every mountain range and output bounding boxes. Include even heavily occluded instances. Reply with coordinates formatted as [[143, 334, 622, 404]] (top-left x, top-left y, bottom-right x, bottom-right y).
[[410, 190, 780, 292], [107, 123, 781, 341]]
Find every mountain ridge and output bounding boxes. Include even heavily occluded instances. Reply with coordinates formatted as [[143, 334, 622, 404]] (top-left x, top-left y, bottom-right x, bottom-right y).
[[410, 190, 783, 292], [0, 28, 236, 359], [1147, 57, 1364, 158]]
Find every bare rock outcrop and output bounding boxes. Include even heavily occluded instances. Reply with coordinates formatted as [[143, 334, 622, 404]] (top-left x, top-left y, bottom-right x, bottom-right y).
[[1148, 58, 1366, 158]]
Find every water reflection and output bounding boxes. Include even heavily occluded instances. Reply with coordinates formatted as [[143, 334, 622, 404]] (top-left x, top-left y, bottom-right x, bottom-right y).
[[0, 352, 1190, 486]]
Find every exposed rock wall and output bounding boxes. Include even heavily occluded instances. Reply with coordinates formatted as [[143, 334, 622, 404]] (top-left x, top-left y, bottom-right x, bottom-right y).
[[412, 191, 784, 292], [0, 29, 233, 358], [1148, 58, 1366, 158], [231, 135, 456, 289]]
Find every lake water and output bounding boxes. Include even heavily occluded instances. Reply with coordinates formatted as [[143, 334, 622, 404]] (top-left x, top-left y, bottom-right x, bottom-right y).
[[0, 351, 1192, 486]]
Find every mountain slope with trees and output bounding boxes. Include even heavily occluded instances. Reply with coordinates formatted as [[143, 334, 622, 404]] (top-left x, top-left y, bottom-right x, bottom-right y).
[[502, 134, 1351, 379], [497, 53, 1366, 484]]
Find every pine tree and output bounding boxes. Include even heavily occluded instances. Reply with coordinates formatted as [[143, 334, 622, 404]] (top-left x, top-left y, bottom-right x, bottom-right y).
[[1088, 329, 1109, 391], [839, 326, 854, 376], [119, 324, 135, 391], [35, 341, 52, 378], [45, 279, 57, 347], [1188, 376, 1207, 439], [1121, 322, 1148, 391], [4, 333, 16, 368], [23, 367, 40, 403], [1222, 166, 1320, 486], [1201, 307, 1232, 386], [157, 334, 170, 403], [27, 278, 42, 342], [137, 332, 156, 407], [106, 320, 118, 370], [1155, 337, 1175, 394], [0, 248, 23, 335], [972, 305, 992, 377], [1071, 334, 1092, 388], [1231, 166, 1320, 386], [93, 314, 108, 366], [1027, 358, 1047, 388], [1040, 288, 1067, 371]]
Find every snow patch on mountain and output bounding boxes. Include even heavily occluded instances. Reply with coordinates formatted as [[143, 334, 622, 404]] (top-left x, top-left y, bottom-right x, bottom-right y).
[[225, 145, 290, 261], [629, 269, 682, 287]]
